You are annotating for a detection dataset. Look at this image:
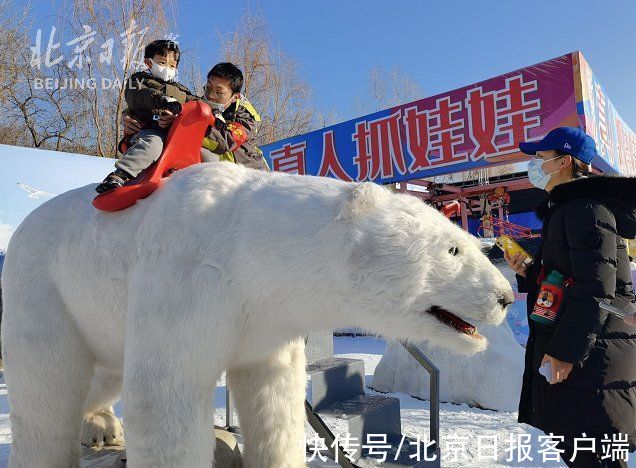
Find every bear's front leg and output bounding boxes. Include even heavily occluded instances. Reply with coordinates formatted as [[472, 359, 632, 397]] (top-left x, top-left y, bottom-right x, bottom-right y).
[[121, 261, 229, 467], [227, 337, 307, 468], [122, 350, 219, 468]]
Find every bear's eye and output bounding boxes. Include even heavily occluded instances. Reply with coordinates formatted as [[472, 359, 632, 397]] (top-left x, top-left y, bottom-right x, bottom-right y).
[[448, 246, 459, 256]]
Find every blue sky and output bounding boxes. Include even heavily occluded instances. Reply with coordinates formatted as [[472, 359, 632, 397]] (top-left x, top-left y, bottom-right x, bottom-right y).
[[25, 0, 636, 128], [4, 1, 635, 247], [180, 0, 635, 126], [0, 144, 113, 249]]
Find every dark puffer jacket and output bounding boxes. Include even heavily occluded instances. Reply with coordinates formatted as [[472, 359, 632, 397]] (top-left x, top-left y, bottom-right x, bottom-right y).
[[125, 71, 198, 132], [203, 99, 270, 171], [517, 176, 636, 449]]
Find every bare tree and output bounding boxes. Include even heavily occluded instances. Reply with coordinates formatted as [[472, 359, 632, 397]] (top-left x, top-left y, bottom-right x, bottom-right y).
[[0, 0, 27, 145], [5, 60, 88, 150], [0, 0, 176, 155], [3, 4, 313, 153], [0, 0, 23, 97], [218, 11, 314, 145], [178, 39, 205, 99], [0, 1, 88, 151], [312, 66, 422, 131], [354, 65, 424, 115], [66, 0, 176, 157], [313, 108, 343, 130]]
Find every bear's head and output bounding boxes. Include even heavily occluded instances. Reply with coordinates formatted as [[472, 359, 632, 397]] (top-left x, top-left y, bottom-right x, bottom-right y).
[[338, 182, 514, 355]]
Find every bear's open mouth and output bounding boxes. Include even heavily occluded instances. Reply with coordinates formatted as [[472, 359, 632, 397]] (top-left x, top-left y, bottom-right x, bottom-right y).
[[426, 306, 479, 337]]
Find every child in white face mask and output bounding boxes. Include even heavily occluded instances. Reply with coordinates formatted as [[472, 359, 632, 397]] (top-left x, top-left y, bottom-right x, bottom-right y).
[[96, 39, 198, 193], [198, 62, 269, 171]]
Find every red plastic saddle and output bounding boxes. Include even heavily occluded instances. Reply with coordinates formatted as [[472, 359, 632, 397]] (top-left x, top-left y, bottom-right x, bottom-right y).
[[93, 101, 215, 212]]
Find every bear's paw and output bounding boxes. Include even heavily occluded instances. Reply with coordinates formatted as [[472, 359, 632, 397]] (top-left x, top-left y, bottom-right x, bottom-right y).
[[81, 410, 124, 448]]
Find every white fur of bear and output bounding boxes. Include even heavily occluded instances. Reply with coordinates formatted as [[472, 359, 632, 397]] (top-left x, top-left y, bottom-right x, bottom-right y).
[[1, 161, 513, 468]]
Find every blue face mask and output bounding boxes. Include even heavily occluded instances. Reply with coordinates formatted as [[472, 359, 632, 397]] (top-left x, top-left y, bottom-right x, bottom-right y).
[[527, 156, 561, 190]]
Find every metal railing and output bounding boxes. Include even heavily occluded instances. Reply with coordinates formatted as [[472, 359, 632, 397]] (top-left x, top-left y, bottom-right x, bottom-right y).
[[304, 400, 357, 468], [399, 339, 440, 464], [225, 387, 238, 433]]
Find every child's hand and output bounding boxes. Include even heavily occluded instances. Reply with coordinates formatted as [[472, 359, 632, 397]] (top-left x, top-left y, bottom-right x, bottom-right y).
[[122, 115, 142, 135], [158, 111, 175, 128], [161, 97, 182, 116]]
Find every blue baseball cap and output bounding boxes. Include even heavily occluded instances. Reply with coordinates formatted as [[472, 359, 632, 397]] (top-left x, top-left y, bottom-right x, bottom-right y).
[[519, 127, 598, 164]]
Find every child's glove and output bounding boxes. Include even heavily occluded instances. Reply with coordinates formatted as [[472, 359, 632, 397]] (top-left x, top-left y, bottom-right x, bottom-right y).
[[161, 96, 182, 116]]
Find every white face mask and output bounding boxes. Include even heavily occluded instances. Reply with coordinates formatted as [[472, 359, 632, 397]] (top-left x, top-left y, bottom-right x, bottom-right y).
[[527, 156, 561, 190], [202, 95, 234, 113], [148, 59, 176, 82]]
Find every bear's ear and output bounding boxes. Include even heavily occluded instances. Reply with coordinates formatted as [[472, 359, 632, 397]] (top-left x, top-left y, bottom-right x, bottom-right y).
[[337, 182, 385, 220]]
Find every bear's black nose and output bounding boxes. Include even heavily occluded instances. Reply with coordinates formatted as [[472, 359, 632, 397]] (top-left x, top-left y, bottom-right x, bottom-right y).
[[498, 291, 515, 308]]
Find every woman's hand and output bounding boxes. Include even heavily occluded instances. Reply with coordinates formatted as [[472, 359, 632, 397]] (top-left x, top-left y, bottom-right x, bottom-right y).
[[623, 312, 636, 327], [158, 111, 175, 128], [542, 354, 573, 384], [122, 114, 142, 135], [504, 251, 529, 277]]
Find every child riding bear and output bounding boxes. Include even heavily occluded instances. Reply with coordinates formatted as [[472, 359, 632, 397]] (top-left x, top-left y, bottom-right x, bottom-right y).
[[96, 39, 267, 194]]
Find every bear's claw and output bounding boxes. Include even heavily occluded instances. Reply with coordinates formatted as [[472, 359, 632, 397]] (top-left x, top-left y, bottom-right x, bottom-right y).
[[81, 410, 125, 447]]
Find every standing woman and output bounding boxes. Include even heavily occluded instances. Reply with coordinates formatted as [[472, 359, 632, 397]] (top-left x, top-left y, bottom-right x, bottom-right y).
[[506, 127, 636, 467]]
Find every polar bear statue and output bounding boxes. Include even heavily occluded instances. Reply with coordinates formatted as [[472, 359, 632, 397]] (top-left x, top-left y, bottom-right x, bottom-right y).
[[1, 161, 514, 468]]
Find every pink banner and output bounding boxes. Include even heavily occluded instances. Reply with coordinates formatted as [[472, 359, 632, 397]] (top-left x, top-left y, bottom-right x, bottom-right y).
[[263, 53, 580, 183]]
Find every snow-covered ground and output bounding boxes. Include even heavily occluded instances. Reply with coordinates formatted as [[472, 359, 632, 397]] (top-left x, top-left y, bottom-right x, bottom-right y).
[[1, 335, 633, 467], [324, 336, 564, 467]]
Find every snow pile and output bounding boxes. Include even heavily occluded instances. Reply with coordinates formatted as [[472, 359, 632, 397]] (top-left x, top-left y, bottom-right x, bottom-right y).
[[370, 321, 524, 411]]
